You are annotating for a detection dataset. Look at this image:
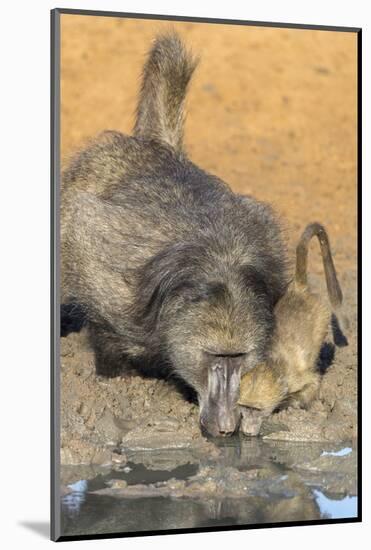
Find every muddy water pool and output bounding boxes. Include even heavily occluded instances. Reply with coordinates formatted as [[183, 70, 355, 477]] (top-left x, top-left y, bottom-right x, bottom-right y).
[[60, 437, 357, 537]]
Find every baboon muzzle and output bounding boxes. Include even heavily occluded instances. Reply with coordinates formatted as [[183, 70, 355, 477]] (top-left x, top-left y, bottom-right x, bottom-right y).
[[200, 356, 242, 437]]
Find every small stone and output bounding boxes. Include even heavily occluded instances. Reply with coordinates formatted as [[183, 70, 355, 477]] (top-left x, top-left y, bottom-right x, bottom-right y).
[[111, 452, 127, 464], [109, 479, 128, 489], [95, 409, 126, 444]]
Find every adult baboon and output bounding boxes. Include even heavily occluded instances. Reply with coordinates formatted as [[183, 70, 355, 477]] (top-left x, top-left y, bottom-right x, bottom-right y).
[[61, 33, 289, 437]]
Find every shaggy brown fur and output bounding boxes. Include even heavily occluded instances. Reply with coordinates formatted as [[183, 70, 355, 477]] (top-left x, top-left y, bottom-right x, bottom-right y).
[[61, 33, 289, 437], [238, 223, 344, 436]]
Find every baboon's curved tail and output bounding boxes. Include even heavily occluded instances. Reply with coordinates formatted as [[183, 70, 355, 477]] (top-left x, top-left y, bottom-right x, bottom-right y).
[[133, 32, 198, 152], [295, 222, 343, 312]]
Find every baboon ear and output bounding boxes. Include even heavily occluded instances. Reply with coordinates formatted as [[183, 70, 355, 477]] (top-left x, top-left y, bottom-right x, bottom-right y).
[[134, 251, 181, 328], [134, 242, 202, 329], [136, 269, 177, 328]]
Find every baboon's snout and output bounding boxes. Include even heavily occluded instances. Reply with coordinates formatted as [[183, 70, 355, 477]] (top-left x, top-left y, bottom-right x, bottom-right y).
[[200, 405, 240, 438], [199, 355, 242, 437]]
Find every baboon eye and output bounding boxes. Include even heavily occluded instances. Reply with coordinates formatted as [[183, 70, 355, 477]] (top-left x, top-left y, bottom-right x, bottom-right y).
[[241, 265, 268, 294], [170, 280, 227, 304]]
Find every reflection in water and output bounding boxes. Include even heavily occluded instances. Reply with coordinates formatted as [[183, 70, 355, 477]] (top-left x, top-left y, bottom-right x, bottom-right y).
[[62, 480, 88, 518], [61, 438, 357, 537], [313, 489, 357, 519], [321, 447, 352, 457]]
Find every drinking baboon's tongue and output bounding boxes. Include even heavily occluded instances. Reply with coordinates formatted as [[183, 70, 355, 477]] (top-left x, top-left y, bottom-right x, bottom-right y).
[[199, 356, 242, 437]]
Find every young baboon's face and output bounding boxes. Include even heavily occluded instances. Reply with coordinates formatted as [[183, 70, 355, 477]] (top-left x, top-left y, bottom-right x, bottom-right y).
[[164, 274, 274, 437], [239, 406, 271, 436]]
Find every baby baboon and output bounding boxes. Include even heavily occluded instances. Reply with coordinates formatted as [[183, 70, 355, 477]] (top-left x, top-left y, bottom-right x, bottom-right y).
[[61, 33, 289, 437], [238, 222, 344, 436]]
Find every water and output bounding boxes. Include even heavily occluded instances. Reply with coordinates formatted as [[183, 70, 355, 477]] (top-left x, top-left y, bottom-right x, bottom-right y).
[[312, 490, 357, 519], [60, 437, 357, 537]]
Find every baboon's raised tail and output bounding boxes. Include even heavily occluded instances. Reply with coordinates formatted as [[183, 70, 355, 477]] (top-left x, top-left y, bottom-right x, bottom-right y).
[[133, 32, 198, 152], [295, 222, 343, 312]]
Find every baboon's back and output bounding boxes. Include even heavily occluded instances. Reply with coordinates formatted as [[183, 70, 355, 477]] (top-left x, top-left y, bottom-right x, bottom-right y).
[[60, 31, 289, 357]]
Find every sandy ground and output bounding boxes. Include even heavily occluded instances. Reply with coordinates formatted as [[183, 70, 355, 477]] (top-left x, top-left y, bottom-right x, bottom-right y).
[[59, 16, 358, 465]]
